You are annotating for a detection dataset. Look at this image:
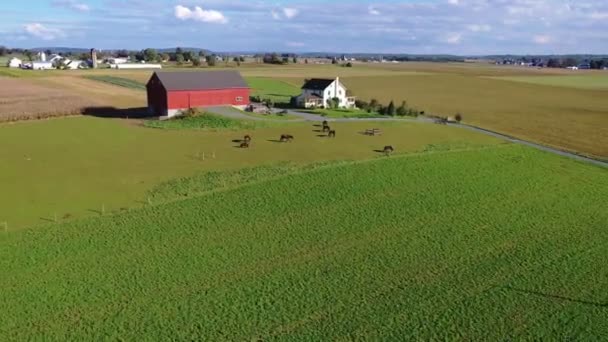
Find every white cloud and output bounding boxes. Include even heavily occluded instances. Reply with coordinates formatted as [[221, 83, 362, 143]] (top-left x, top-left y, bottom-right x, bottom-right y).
[[271, 10, 281, 20], [52, 0, 90, 12], [445, 32, 462, 44], [283, 8, 299, 19], [533, 35, 552, 44], [23, 23, 64, 41], [174, 5, 228, 24], [369, 6, 380, 15], [590, 12, 608, 20], [467, 24, 491, 32], [448, 0, 459, 5]]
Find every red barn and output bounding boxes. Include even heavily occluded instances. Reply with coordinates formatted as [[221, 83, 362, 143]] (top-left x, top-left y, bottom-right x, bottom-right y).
[[146, 70, 250, 117]]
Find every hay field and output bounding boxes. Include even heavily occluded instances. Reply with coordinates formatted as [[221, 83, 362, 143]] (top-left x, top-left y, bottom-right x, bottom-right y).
[[0, 77, 101, 122], [1, 144, 607, 340], [487, 74, 608, 90]]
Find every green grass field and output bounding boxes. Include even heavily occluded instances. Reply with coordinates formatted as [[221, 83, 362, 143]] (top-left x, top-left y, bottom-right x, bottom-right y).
[[489, 74, 608, 90], [0, 116, 499, 229], [1, 145, 607, 340], [246, 77, 301, 103]]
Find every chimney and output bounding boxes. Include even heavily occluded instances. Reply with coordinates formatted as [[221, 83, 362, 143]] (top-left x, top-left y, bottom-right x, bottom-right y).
[[90, 48, 98, 69]]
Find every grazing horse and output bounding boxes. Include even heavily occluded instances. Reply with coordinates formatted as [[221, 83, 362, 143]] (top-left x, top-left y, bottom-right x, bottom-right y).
[[244, 135, 252, 142], [383, 145, 394, 156], [280, 134, 294, 142], [322, 125, 331, 133], [322, 120, 328, 126], [328, 130, 336, 138], [240, 141, 250, 148]]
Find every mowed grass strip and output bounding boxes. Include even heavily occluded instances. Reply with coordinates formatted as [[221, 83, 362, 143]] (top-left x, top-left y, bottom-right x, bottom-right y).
[[0, 145, 607, 340], [0, 116, 500, 229], [83, 75, 146, 90]]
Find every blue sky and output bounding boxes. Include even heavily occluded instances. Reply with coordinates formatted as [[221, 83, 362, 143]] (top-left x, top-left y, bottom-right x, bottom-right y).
[[1, 0, 607, 54]]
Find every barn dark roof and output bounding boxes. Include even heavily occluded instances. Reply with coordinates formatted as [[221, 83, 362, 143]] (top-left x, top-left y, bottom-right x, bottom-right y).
[[301, 78, 335, 90], [152, 70, 249, 91]]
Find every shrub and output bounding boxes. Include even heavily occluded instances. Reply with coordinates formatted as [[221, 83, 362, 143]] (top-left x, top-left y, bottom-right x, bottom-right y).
[[455, 113, 463, 122]]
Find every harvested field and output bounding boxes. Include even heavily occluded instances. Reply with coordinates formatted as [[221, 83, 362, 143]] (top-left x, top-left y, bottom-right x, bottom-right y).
[[0, 77, 101, 122]]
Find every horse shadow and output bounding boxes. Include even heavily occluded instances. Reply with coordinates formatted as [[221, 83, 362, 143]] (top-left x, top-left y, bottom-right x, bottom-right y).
[[232, 139, 244, 143], [267, 139, 284, 143], [317, 134, 328, 138], [312, 129, 323, 133]]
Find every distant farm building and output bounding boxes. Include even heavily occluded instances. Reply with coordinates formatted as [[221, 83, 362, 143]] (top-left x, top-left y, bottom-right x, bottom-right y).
[[113, 63, 162, 70], [30, 62, 54, 70], [7, 57, 22, 68], [147, 70, 250, 118], [295, 77, 356, 109]]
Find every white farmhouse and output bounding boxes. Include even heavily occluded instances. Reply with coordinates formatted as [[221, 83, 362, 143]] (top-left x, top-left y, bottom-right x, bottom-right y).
[[7, 57, 22, 68], [31, 62, 54, 70], [295, 77, 356, 109]]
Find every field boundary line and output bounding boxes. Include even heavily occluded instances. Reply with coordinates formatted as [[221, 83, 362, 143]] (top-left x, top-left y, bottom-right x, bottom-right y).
[[449, 123, 608, 168]]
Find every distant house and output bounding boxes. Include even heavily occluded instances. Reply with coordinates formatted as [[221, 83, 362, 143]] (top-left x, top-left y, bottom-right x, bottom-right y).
[[146, 70, 250, 118], [7, 57, 22, 68], [295, 77, 356, 109], [106, 57, 128, 65], [65, 60, 85, 70], [566, 66, 579, 70]]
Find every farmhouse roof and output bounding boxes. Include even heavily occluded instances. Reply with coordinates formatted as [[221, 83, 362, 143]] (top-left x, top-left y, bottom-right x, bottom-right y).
[[301, 78, 335, 90], [152, 70, 249, 91]]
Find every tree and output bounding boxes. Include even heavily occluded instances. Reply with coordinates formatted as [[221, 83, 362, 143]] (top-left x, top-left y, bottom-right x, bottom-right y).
[[24, 50, 33, 61], [292, 57, 298, 64], [198, 50, 206, 57], [176, 47, 183, 55], [304, 59, 309, 64], [205, 55, 216, 67], [282, 56, 289, 64], [0, 46, 7, 56], [239, 56, 245, 62], [455, 113, 463, 122], [161, 53, 170, 62], [233, 56, 240, 63], [546, 58, 560, 68], [192, 57, 201, 67], [176, 54, 185, 65], [143, 48, 158, 62], [44, 49, 52, 56], [396, 101, 408, 116], [345, 62, 353, 67], [183, 51, 194, 62], [386, 100, 396, 116], [116, 49, 129, 58], [368, 98, 380, 113], [331, 58, 338, 64]]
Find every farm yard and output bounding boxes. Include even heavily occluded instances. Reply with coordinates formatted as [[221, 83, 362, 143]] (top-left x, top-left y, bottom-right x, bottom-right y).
[[1, 60, 607, 340], [2, 62, 602, 158]]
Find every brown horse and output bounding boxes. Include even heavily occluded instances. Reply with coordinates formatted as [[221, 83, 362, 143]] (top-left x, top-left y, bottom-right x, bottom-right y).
[[322, 120, 328, 126], [280, 134, 294, 142], [383, 145, 394, 156], [328, 130, 336, 138], [240, 141, 250, 148], [322, 125, 331, 133], [244, 135, 252, 142]]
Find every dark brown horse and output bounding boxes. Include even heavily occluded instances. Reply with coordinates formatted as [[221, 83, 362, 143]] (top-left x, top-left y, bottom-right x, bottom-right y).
[[244, 135, 252, 142], [322, 120, 328, 126], [280, 134, 294, 142], [323, 125, 331, 133], [240, 141, 250, 148], [328, 130, 336, 138], [383, 145, 394, 156]]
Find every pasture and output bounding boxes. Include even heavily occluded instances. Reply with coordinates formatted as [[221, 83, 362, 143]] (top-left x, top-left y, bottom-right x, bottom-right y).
[[0, 116, 499, 229], [1, 144, 607, 340]]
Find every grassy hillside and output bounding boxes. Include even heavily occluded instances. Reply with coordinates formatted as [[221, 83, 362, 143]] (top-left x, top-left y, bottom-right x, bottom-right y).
[[0, 116, 499, 229], [1, 145, 607, 340]]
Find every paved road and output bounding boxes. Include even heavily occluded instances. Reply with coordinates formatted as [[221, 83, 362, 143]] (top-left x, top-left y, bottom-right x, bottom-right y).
[[206, 106, 607, 168]]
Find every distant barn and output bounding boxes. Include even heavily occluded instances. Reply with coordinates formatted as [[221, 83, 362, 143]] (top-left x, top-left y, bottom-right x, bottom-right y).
[[146, 70, 250, 118]]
